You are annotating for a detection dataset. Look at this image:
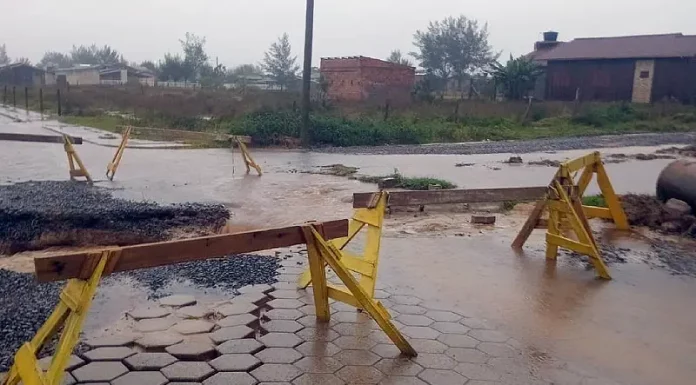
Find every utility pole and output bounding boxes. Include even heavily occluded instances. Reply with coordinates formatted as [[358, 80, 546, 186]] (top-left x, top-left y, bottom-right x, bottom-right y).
[[300, 0, 315, 147]]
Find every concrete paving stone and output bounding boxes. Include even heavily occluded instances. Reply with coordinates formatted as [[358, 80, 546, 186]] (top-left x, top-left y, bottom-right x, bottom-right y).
[[167, 383, 203, 385], [259, 333, 303, 348], [216, 338, 266, 354], [417, 369, 468, 385], [373, 290, 390, 299], [333, 335, 378, 350], [459, 318, 493, 330], [374, 357, 424, 377], [61, 373, 77, 385], [295, 341, 341, 357], [255, 347, 303, 364], [203, 372, 258, 385], [332, 311, 373, 324], [259, 383, 292, 385], [72, 362, 129, 382], [468, 329, 509, 343], [370, 344, 402, 358], [270, 290, 303, 299], [124, 352, 178, 370], [136, 317, 177, 332], [267, 299, 304, 309], [445, 348, 489, 363], [298, 307, 318, 317], [217, 313, 258, 327], [236, 292, 269, 304], [486, 357, 529, 376], [454, 363, 501, 381], [251, 364, 303, 382], [38, 355, 84, 371], [298, 295, 315, 305], [401, 326, 440, 340], [217, 302, 259, 317], [464, 381, 498, 385], [391, 305, 427, 315], [187, 333, 215, 345], [275, 274, 299, 283], [84, 335, 137, 348], [82, 347, 136, 361], [262, 320, 304, 333], [177, 305, 214, 319], [128, 306, 171, 320], [166, 342, 217, 360], [389, 295, 422, 306], [413, 353, 458, 370], [210, 354, 262, 371], [160, 295, 197, 307], [333, 349, 381, 367], [239, 284, 273, 294], [436, 334, 478, 348], [335, 365, 384, 384], [264, 309, 304, 320], [476, 342, 517, 358], [293, 356, 344, 373], [332, 322, 372, 337], [173, 320, 216, 335], [161, 362, 215, 381], [278, 266, 305, 275], [367, 330, 392, 344], [112, 371, 168, 385], [505, 338, 523, 349], [425, 311, 461, 323], [272, 282, 299, 290], [395, 315, 434, 327], [408, 339, 449, 354], [380, 375, 429, 385], [136, 332, 184, 349], [292, 373, 345, 385], [210, 326, 255, 343], [431, 322, 469, 334]]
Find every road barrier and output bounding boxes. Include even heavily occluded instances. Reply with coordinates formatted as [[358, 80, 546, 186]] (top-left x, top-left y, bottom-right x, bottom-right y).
[[62, 135, 92, 184], [106, 126, 131, 181]]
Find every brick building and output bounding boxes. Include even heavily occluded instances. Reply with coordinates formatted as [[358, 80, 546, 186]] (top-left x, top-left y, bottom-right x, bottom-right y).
[[320, 56, 415, 101]]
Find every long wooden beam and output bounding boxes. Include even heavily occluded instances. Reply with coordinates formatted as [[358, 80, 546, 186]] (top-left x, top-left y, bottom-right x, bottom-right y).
[[34, 219, 348, 282], [353, 187, 548, 208], [0, 133, 83, 144]]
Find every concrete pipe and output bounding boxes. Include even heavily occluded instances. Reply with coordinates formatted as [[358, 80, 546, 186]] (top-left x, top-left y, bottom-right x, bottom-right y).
[[656, 159, 696, 212]]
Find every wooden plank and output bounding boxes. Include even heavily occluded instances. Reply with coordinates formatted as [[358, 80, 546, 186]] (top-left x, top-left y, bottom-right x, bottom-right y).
[[354, 187, 548, 208], [511, 198, 548, 249], [116, 125, 251, 143], [0, 133, 83, 144], [34, 219, 348, 282]]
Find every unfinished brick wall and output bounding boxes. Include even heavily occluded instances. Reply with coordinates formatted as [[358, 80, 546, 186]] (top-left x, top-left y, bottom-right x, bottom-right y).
[[320, 56, 415, 102]]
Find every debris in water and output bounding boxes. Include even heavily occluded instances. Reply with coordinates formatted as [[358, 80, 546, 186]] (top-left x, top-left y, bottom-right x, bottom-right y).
[[528, 159, 561, 167]]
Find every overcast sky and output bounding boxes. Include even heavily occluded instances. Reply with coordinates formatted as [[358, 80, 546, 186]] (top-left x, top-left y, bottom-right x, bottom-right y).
[[2, 0, 695, 67]]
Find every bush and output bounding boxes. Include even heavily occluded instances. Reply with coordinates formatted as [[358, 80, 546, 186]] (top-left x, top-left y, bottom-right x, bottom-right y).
[[572, 103, 643, 127]]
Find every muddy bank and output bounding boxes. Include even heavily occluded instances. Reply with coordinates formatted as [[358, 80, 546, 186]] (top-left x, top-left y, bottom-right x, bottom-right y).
[[0, 181, 229, 254], [656, 144, 696, 157], [622, 194, 696, 238]]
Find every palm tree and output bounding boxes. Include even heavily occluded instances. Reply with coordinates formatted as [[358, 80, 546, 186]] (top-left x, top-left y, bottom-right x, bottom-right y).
[[487, 55, 543, 100]]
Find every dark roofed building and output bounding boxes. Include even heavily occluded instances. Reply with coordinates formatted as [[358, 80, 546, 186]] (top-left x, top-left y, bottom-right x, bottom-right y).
[[0, 63, 56, 87], [529, 33, 696, 103]]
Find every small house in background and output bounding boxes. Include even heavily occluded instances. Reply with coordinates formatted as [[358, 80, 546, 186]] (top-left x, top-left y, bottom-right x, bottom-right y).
[[0, 63, 56, 87], [320, 56, 415, 102], [54, 64, 155, 86], [530, 32, 696, 103]]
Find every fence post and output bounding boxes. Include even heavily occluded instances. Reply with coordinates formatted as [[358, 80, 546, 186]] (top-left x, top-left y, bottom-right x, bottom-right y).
[[2, 85, 6, 105], [25, 87, 29, 113], [12, 86, 16, 108], [39, 88, 44, 118], [57, 89, 62, 116], [383, 100, 390, 121]]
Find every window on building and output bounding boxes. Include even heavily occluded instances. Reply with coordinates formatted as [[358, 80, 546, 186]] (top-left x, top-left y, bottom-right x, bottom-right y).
[[640, 71, 650, 79]]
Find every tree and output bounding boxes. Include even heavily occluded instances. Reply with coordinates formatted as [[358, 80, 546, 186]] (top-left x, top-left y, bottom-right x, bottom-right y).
[[200, 63, 227, 87], [413, 15, 497, 96], [386, 50, 413, 67], [230, 64, 263, 77], [15, 57, 31, 65], [487, 55, 543, 100], [0, 44, 9, 65], [157, 53, 188, 81], [139, 60, 157, 73], [69, 44, 123, 65], [262, 33, 300, 90], [39, 51, 73, 68], [180, 33, 208, 80]]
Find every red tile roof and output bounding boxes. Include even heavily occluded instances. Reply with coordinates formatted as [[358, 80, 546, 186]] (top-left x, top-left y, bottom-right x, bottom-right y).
[[534, 33, 696, 61]]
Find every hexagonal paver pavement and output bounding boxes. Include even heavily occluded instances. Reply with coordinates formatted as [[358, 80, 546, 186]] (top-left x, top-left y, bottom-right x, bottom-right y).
[[459, 317, 492, 329], [136, 332, 184, 349], [391, 305, 427, 315], [124, 352, 178, 370], [332, 311, 373, 324], [454, 363, 500, 381], [333, 336, 377, 350], [335, 365, 384, 384], [374, 357, 424, 377], [380, 375, 429, 385], [136, 317, 176, 332], [38, 355, 84, 371], [60, 373, 76, 385], [160, 295, 197, 307], [296, 327, 339, 342], [259, 333, 303, 348], [235, 292, 268, 304], [413, 353, 457, 370], [390, 295, 422, 306], [203, 372, 258, 385], [84, 335, 137, 348], [476, 342, 516, 357], [161, 362, 215, 382], [216, 302, 258, 317], [425, 311, 461, 323], [251, 363, 303, 382], [217, 314, 258, 327], [400, 326, 440, 340], [177, 305, 213, 319], [128, 306, 171, 320], [431, 322, 469, 334], [255, 347, 303, 364], [210, 326, 255, 343], [173, 320, 215, 335], [166, 342, 217, 360], [270, 290, 303, 299], [445, 348, 489, 363], [112, 371, 168, 385], [332, 322, 373, 337], [239, 284, 273, 294], [264, 308, 304, 320], [82, 346, 136, 361], [72, 362, 129, 382], [210, 354, 262, 371], [396, 314, 434, 327], [409, 339, 448, 354], [333, 349, 380, 366], [371, 344, 401, 359], [262, 320, 304, 333], [293, 356, 343, 373], [216, 339, 265, 354], [295, 341, 341, 357], [292, 373, 345, 385], [267, 299, 304, 309], [436, 334, 478, 348], [468, 329, 508, 343], [417, 368, 468, 385]]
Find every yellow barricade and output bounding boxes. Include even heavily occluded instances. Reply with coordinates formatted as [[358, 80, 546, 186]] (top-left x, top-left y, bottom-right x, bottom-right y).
[[63, 134, 92, 184], [106, 126, 131, 181]]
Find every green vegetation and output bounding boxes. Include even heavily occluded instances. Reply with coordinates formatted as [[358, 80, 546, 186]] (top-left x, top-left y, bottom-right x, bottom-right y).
[[354, 172, 456, 190], [502, 200, 519, 211], [582, 194, 607, 207]]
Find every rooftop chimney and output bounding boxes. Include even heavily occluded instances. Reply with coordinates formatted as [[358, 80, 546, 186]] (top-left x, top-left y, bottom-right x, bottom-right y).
[[543, 31, 559, 42]]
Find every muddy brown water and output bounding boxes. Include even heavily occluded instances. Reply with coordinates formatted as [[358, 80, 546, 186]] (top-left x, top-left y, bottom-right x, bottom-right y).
[[2, 128, 695, 384]]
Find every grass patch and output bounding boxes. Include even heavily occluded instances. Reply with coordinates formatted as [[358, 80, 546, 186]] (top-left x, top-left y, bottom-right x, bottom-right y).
[[582, 194, 607, 207], [353, 171, 456, 190], [502, 200, 519, 211]]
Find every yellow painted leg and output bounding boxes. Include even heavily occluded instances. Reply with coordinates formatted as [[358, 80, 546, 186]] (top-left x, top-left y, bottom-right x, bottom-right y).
[[237, 139, 262, 175], [302, 226, 330, 321], [546, 208, 560, 260], [512, 198, 548, 249], [106, 127, 130, 181], [595, 162, 629, 230]]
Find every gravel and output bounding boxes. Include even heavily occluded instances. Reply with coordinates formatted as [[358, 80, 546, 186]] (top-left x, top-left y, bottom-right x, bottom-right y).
[[0, 181, 230, 253], [317, 132, 696, 155]]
